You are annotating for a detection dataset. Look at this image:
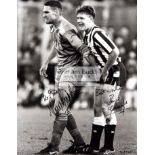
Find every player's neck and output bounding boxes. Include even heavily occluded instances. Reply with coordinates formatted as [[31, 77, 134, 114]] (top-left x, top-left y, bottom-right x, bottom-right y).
[[54, 16, 62, 28], [85, 23, 95, 34]]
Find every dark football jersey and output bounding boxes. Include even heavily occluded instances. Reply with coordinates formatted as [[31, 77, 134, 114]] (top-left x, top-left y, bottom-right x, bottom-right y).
[[51, 21, 83, 67]]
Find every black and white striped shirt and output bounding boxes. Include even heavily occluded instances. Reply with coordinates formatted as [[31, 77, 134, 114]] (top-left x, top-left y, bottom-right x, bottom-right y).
[[83, 25, 118, 68]]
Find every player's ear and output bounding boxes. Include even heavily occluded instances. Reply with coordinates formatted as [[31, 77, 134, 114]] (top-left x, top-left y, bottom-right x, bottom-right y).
[[59, 8, 63, 16], [89, 15, 94, 22]]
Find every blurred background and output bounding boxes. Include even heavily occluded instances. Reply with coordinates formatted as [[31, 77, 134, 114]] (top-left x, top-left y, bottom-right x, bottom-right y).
[[17, 0, 137, 110]]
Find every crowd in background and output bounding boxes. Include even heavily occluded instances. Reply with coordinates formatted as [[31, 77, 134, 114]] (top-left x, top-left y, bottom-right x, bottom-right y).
[[17, 25, 137, 109], [17, 0, 137, 110]]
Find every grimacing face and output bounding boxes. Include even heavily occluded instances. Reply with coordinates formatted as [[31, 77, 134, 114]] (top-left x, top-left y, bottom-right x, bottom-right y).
[[76, 13, 93, 31], [43, 6, 61, 24]]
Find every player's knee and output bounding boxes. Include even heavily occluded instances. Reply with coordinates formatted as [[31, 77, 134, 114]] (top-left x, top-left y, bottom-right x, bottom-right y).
[[94, 100, 102, 110], [107, 113, 117, 125], [55, 111, 68, 121], [94, 107, 103, 117]]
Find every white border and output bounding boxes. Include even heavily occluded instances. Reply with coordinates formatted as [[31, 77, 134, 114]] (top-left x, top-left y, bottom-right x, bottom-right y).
[[138, 0, 155, 154], [1, 0, 154, 154], [0, 1, 17, 154]]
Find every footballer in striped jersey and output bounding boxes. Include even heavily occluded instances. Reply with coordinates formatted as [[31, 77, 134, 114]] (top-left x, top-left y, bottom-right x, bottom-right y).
[[76, 5, 126, 154]]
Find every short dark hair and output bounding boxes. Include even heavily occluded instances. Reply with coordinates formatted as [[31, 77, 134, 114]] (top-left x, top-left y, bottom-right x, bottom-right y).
[[76, 5, 96, 19], [44, 0, 62, 10]]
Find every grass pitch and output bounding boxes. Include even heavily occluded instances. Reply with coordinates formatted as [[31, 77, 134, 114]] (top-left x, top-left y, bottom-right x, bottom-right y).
[[17, 107, 137, 155]]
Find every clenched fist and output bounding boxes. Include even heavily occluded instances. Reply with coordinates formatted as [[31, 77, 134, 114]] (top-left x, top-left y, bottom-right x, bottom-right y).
[[40, 64, 48, 78]]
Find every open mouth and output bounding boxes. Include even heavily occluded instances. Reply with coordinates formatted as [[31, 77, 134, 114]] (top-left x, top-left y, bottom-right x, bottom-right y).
[[78, 23, 84, 27]]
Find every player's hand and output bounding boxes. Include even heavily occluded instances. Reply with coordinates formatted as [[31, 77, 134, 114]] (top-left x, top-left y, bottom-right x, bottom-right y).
[[40, 64, 48, 78], [101, 70, 109, 82]]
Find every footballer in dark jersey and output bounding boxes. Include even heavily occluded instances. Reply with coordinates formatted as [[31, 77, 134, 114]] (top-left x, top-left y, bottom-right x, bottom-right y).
[[37, 1, 92, 154]]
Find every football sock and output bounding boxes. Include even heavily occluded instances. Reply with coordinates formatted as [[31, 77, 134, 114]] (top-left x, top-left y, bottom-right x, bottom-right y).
[[66, 114, 85, 145], [90, 124, 104, 150], [51, 119, 67, 150], [104, 125, 116, 150]]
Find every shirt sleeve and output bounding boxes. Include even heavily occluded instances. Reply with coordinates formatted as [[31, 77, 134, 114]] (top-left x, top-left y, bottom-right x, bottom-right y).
[[93, 30, 116, 54], [63, 29, 84, 50], [63, 29, 91, 58]]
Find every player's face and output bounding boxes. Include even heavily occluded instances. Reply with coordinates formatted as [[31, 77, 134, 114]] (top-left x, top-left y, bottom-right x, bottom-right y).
[[76, 13, 93, 31], [43, 6, 61, 24]]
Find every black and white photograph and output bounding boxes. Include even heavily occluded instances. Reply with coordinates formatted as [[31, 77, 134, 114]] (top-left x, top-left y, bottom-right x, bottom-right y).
[[17, 0, 137, 155]]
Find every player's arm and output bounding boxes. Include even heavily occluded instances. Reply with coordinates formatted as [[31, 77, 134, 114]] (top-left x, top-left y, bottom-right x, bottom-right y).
[[101, 47, 119, 80], [63, 30, 92, 64], [43, 42, 56, 65], [40, 42, 56, 77], [93, 31, 119, 79]]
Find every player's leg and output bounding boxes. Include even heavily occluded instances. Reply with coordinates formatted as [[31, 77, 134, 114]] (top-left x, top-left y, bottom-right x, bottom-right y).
[[90, 87, 106, 151], [66, 112, 85, 145], [58, 67, 86, 153], [50, 112, 68, 154], [81, 86, 106, 154], [65, 85, 85, 146], [38, 67, 85, 154], [59, 84, 85, 153], [99, 84, 120, 154], [100, 113, 117, 154], [49, 82, 76, 152], [99, 64, 122, 154], [62, 111, 86, 154], [36, 84, 69, 154], [51, 83, 84, 154], [101, 113, 117, 154]]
